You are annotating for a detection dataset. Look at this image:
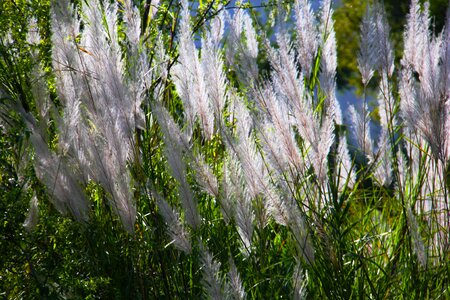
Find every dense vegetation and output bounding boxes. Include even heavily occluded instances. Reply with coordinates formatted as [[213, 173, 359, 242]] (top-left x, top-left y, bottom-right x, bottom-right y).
[[1, 0, 449, 298]]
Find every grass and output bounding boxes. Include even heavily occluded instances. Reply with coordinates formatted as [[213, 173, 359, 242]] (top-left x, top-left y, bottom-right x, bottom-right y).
[[1, 0, 449, 299]]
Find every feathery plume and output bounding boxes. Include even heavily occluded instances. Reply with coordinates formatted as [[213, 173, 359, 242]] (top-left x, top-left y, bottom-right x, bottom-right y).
[[122, 0, 141, 49], [202, 11, 227, 118], [377, 72, 396, 131], [14, 1, 92, 225], [123, 0, 149, 130], [235, 202, 254, 253], [80, 0, 138, 232], [349, 104, 373, 158], [266, 27, 335, 186], [48, 0, 153, 231], [225, 9, 259, 86], [255, 82, 303, 176], [292, 92, 333, 184], [442, 11, 450, 160], [335, 135, 355, 192], [407, 207, 427, 267], [399, 65, 418, 131], [219, 157, 235, 224], [172, 0, 214, 139], [23, 193, 39, 232], [193, 153, 219, 198], [319, 0, 337, 94], [416, 156, 449, 261], [266, 31, 305, 117], [225, 94, 273, 229], [318, 0, 342, 124], [265, 186, 293, 227], [30, 129, 89, 221], [228, 97, 265, 199], [371, 129, 393, 187], [395, 148, 410, 194], [259, 119, 291, 178], [228, 154, 254, 251], [314, 110, 335, 184], [373, 2, 394, 76], [441, 7, 450, 100], [294, 0, 318, 78], [399, 5, 449, 164], [358, 4, 377, 86], [402, 0, 429, 71], [153, 104, 200, 228], [200, 243, 225, 299], [266, 182, 314, 263], [417, 17, 442, 102], [226, 258, 245, 300], [292, 261, 308, 300], [154, 191, 192, 254]]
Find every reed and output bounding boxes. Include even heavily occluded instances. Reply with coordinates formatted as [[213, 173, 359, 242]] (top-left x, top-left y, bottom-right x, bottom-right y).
[[0, 0, 449, 298]]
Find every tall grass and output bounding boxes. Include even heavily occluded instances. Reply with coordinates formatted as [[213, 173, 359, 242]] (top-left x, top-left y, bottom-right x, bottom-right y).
[[1, 0, 449, 298]]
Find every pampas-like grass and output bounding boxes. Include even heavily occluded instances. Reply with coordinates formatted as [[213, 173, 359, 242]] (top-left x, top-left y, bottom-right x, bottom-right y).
[[2, 0, 449, 297], [199, 242, 225, 299], [294, 0, 318, 78], [226, 258, 246, 300], [49, 0, 150, 231], [154, 190, 192, 254], [319, 0, 341, 123], [172, 0, 214, 139], [225, 8, 259, 87], [153, 103, 200, 228], [358, 5, 377, 86]]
